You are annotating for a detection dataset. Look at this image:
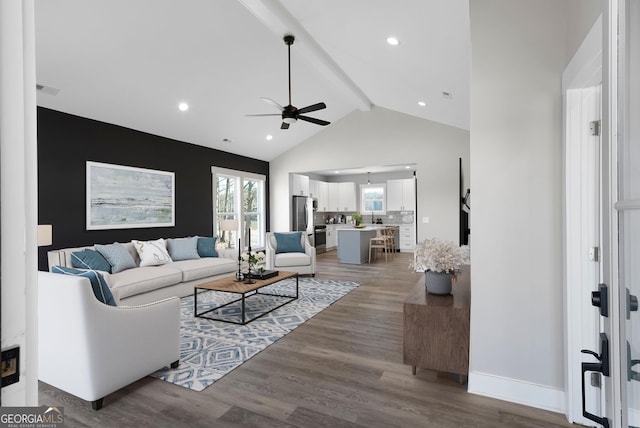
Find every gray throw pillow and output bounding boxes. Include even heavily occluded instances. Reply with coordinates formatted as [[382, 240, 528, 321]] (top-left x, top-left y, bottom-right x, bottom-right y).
[[167, 237, 200, 261], [95, 243, 137, 273]]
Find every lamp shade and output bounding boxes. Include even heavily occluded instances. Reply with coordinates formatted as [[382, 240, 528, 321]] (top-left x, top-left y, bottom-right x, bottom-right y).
[[37, 225, 53, 247], [220, 219, 239, 231]]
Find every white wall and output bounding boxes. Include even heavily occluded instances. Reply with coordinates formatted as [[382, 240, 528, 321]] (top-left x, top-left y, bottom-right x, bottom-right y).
[[0, 0, 39, 406], [468, 0, 600, 413], [270, 106, 469, 243]]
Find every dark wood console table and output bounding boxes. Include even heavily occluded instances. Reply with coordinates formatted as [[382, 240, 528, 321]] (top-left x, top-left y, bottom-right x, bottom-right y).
[[403, 266, 470, 379]]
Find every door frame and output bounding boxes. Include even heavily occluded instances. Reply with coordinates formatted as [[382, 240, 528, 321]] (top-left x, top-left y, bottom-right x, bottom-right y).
[[602, 0, 623, 425]]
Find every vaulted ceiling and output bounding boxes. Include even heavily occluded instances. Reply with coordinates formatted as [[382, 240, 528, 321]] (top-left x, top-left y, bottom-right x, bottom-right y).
[[34, 0, 470, 161]]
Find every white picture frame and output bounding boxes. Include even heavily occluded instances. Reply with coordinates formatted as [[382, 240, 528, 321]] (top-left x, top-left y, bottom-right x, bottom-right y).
[[86, 161, 175, 230]]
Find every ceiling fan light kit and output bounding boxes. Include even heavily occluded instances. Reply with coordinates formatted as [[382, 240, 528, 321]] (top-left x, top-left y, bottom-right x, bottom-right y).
[[247, 34, 330, 130]]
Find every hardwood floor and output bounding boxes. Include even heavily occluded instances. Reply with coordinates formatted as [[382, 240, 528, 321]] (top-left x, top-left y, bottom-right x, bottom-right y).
[[39, 251, 578, 427]]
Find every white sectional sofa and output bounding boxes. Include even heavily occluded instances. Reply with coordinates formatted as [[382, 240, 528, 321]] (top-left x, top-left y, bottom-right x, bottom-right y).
[[47, 240, 238, 305]]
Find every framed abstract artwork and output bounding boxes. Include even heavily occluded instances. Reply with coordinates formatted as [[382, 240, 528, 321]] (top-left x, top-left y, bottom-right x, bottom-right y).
[[86, 161, 175, 230]]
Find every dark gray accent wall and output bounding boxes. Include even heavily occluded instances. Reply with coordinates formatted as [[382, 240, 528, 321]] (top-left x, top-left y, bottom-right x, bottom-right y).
[[37, 107, 269, 271]]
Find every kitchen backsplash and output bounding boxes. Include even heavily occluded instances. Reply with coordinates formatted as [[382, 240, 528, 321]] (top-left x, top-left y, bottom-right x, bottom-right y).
[[315, 211, 414, 225]]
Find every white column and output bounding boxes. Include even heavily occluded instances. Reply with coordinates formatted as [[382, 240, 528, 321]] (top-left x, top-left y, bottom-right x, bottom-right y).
[[0, 0, 39, 406]]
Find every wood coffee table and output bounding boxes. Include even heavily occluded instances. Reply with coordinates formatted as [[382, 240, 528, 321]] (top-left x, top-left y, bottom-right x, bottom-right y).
[[194, 271, 299, 325]]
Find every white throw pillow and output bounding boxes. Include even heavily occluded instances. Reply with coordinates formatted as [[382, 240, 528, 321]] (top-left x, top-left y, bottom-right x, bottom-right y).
[[131, 239, 173, 267]]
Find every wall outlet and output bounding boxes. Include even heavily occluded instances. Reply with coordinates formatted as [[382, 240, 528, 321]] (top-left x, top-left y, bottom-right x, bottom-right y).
[[422, 217, 430, 223], [1, 346, 20, 388]]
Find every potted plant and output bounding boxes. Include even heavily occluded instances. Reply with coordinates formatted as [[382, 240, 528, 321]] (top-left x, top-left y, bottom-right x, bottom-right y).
[[411, 238, 470, 294], [352, 213, 363, 226]]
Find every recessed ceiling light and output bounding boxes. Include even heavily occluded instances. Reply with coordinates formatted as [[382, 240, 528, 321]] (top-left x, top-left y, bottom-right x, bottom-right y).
[[405, 166, 411, 169], [266, 134, 273, 141], [334, 170, 340, 174], [178, 102, 189, 111], [386, 36, 400, 46], [418, 101, 426, 107]]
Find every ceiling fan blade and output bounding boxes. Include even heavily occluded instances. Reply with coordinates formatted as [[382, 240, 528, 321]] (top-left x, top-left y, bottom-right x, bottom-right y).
[[245, 113, 281, 117], [260, 97, 284, 111], [297, 102, 326, 115], [298, 115, 330, 126], [281, 122, 290, 130]]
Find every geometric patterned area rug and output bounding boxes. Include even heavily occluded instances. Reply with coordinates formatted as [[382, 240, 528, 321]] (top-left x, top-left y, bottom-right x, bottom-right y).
[[150, 278, 359, 391]]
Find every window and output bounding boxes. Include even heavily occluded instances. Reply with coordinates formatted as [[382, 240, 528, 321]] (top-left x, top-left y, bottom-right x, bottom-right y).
[[213, 167, 266, 249], [361, 184, 386, 214]]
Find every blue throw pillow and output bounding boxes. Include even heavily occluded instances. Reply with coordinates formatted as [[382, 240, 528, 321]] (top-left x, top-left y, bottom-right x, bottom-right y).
[[197, 237, 218, 258], [167, 237, 200, 261], [71, 249, 111, 272], [51, 265, 117, 306], [95, 243, 136, 273], [274, 232, 304, 254]]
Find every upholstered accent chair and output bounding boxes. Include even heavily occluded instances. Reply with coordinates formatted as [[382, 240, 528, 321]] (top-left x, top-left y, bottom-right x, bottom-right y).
[[265, 231, 316, 276], [37, 271, 180, 410]]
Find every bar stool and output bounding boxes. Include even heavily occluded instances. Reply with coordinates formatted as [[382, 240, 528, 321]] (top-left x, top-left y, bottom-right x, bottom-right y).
[[369, 232, 389, 263], [382, 227, 397, 258]]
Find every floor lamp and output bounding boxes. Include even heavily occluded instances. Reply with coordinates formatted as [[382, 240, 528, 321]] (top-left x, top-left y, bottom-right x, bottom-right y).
[[220, 219, 239, 248]]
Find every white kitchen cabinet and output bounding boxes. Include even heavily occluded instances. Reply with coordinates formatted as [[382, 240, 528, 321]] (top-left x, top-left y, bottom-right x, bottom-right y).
[[326, 225, 337, 249], [312, 180, 356, 212], [399, 224, 416, 252], [387, 179, 416, 212], [338, 182, 357, 212], [291, 173, 310, 197], [316, 181, 329, 211], [327, 182, 339, 212], [309, 179, 318, 198]]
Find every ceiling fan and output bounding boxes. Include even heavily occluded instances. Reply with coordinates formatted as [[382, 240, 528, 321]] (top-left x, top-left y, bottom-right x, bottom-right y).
[[247, 34, 330, 130]]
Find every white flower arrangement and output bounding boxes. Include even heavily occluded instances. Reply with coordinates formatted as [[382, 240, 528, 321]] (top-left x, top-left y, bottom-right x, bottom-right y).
[[242, 251, 265, 270], [411, 238, 469, 273]]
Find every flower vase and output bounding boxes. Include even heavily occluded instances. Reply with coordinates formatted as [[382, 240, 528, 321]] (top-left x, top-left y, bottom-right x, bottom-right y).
[[425, 270, 453, 295], [244, 267, 255, 284]]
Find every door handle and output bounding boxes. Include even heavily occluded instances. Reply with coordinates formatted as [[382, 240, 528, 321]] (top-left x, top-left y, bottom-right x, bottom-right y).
[[628, 341, 640, 382], [580, 333, 610, 428], [627, 288, 638, 320]]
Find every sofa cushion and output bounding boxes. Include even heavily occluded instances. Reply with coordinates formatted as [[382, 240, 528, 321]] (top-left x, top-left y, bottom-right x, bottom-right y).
[[71, 249, 111, 273], [274, 232, 304, 254], [95, 243, 137, 273], [51, 265, 117, 306], [132, 239, 173, 267], [168, 257, 236, 282], [107, 266, 183, 300], [197, 237, 218, 258], [274, 252, 311, 267], [167, 237, 200, 261]]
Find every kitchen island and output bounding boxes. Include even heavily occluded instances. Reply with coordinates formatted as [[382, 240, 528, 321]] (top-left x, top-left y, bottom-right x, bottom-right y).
[[336, 226, 384, 264]]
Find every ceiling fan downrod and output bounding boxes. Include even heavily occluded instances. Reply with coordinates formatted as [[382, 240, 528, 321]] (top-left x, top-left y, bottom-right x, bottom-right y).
[[284, 34, 294, 107]]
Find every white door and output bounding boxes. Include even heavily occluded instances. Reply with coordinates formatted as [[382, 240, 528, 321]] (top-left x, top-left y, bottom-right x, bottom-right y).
[[616, 1, 640, 425], [565, 85, 603, 426], [562, 15, 604, 425]]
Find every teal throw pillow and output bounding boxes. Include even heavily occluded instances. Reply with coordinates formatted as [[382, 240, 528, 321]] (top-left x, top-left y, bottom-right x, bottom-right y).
[[167, 237, 200, 261], [71, 249, 112, 272], [197, 237, 218, 258], [274, 232, 304, 254], [95, 243, 136, 273], [51, 265, 117, 306]]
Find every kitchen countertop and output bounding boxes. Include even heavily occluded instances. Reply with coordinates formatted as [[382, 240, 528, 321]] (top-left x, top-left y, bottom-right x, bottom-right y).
[[336, 225, 401, 230]]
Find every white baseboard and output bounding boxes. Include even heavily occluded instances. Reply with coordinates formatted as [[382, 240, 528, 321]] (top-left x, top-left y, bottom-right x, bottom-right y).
[[468, 371, 566, 415]]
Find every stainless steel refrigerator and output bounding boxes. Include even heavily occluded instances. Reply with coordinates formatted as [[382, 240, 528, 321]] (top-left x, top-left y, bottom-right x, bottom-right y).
[[291, 195, 314, 244]]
